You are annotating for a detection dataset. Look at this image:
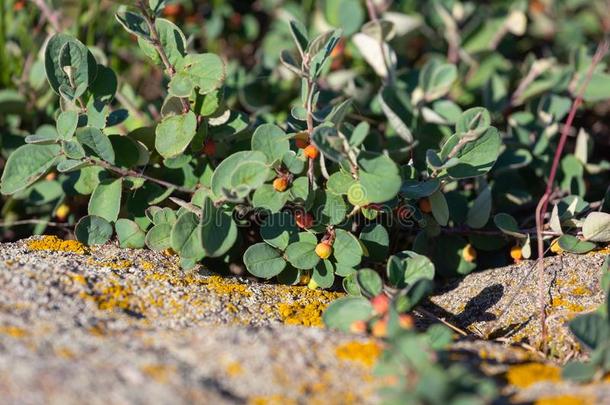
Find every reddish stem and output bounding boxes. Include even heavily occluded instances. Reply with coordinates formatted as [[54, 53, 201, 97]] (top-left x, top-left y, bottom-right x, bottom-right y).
[[535, 39, 609, 352]]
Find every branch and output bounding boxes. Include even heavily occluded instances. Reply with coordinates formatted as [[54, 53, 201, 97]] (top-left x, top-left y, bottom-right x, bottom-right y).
[[86, 158, 197, 194], [136, 0, 190, 113], [30, 0, 61, 32], [534, 39, 609, 352], [0, 219, 72, 228]]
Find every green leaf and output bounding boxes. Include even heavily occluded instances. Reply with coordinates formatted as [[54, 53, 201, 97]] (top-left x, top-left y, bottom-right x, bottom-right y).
[[429, 190, 449, 226], [230, 161, 270, 190], [455, 107, 491, 137], [88, 178, 122, 222], [327, 171, 356, 195], [285, 241, 320, 269], [252, 185, 289, 213], [322, 296, 372, 332], [400, 179, 440, 199], [358, 152, 402, 203], [379, 86, 413, 143], [332, 229, 362, 267], [75, 215, 113, 245], [310, 126, 346, 163], [420, 60, 457, 101], [403, 253, 435, 286], [155, 111, 197, 159], [244, 243, 286, 279], [0, 144, 61, 195], [76, 127, 115, 163], [493, 213, 526, 238], [115, 218, 146, 248], [171, 211, 204, 259], [44, 34, 97, 98], [557, 235, 596, 254], [440, 127, 501, 179], [62, 139, 86, 159], [562, 361, 598, 383], [313, 190, 347, 225], [582, 212, 610, 242], [251, 124, 290, 164], [569, 313, 608, 350], [260, 212, 299, 250], [360, 224, 389, 262], [57, 111, 79, 140], [145, 223, 172, 251], [201, 197, 238, 257], [313, 260, 335, 289], [289, 20, 309, 55], [180, 53, 226, 94], [138, 18, 186, 66], [357, 268, 383, 297], [466, 186, 492, 229], [168, 72, 194, 97], [211, 151, 267, 198], [115, 7, 151, 40]]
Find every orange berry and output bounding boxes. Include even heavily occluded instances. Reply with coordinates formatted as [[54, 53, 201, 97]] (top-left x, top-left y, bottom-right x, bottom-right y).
[[294, 131, 309, 149], [349, 320, 367, 334], [315, 242, 333, 259], [510, 245, 523, 262], [162, 4, 183, 17], [371, 294, 390, 315], [371, 319, 388, 338], [202, 139, 216, 156], [273, 177, 288, 192], [13, 0, 25, 11], [418, 198, 432, 213], [45, 172, 57, 181], [303, 145, 319, 159], [55, 204, 70, 221], [399, 314, 414, 329], [295, 211, 314, 229], [462, 244, 477, 263]]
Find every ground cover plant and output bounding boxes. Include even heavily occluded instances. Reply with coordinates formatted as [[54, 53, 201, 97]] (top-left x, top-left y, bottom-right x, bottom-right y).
[[2, 0, 610, 402]]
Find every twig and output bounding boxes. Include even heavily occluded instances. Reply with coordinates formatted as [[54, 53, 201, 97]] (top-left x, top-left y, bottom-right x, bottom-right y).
[[85, 158, 197, 194], [136, 0, 190, 113], [0, 219, 72, 228], [30, 0, 61, 32], [304, 76, 316, 192], [415, 307, 469, 337], [534, 39, 609, 352]]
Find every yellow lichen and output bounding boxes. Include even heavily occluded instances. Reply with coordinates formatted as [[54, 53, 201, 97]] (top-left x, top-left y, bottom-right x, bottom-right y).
[[202, 276, 253, 297], [0, 325, 28, 338], [277, 301, 327, 327], [81, 278, 142, 313], [535, 395, 594, 405], [506, 363, 561, 388], [551, 296, 585, 313], [571, 286, 592, 296], [27, 235, 88, 254], [86, 258, 133, 270], [225, 361, 243, 377], [335, 341, 382, 368], [248, 395, 297, 405], [140, 363, 175, 383], [139, 260, 155, 271]]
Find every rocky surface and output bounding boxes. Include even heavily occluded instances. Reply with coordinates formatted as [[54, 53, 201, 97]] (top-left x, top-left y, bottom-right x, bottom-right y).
[[0, 236, 610, 404]]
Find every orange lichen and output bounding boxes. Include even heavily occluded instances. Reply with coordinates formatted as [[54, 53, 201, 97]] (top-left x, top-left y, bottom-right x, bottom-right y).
[[571, 286, 592, 296], [335, 341, 382, 368], [27, 235, 87, 254], [534, 395, 594, 405], [140, 363, 175, 383], [225, 361, 244, 377], [506, 363, 561, 388], [0, 325, 28, 338]]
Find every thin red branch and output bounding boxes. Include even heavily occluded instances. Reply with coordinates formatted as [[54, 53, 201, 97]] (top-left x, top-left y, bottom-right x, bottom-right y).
[[535, 39, 609, 352]]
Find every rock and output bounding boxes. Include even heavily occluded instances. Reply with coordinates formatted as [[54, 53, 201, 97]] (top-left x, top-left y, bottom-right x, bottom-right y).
[[0, 237, 380, 404], [429, 252, 607, 359]]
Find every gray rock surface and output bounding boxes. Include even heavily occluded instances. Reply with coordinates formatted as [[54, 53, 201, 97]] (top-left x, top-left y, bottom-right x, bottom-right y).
[[1, 236, 610, 404]]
